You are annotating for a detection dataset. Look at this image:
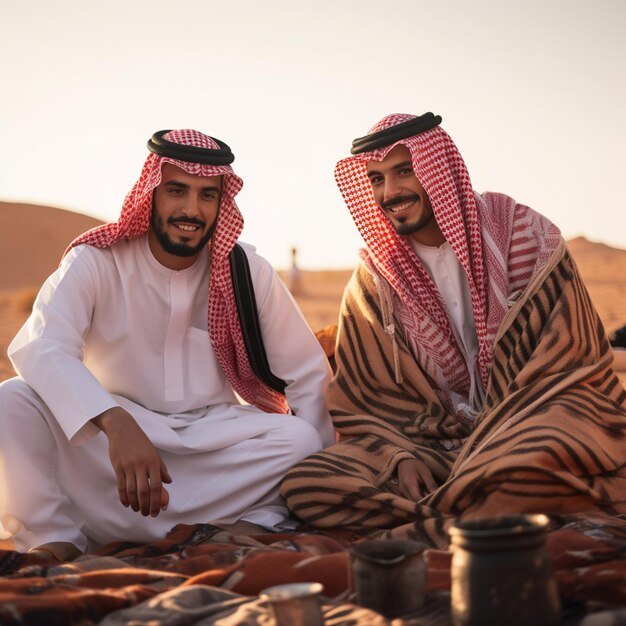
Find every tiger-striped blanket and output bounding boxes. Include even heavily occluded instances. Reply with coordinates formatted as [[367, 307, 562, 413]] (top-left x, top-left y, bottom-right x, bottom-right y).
[[281, 241, 626, 548]]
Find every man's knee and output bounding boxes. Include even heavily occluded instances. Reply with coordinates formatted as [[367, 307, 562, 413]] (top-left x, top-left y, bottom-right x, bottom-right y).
[[275, 418, 326, 463], [0, 377, 39, 414], [0, 378, 47, 432]]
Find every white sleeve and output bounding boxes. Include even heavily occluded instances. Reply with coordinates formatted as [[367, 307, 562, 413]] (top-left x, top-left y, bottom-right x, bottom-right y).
[[8, 247, 118, 444], [244, 245, 335, 447]]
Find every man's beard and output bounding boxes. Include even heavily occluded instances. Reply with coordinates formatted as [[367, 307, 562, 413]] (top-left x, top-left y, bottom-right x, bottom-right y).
[[394, 214, 434, 236], [382, 194, 434, 236], [150, 211, 217, 257]]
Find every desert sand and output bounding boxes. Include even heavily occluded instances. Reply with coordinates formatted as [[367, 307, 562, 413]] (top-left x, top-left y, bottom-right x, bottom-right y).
[[1, 201, 625, 383]]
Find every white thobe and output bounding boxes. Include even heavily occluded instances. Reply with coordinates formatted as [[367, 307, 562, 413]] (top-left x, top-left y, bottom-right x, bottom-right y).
[[410, 239, 482, 414], [0, 236, 333, 550]]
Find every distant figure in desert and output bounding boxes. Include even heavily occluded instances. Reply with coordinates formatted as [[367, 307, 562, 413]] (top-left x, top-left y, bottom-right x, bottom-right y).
[[0, 129, 333, 561], [610, 324, 626, 349], [282, 112, 626, 547], [286, 246, 302, 295]]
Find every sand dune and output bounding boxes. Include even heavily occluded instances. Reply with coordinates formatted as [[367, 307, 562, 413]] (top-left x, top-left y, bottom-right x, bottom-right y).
[[0, 201, 103, 291], [1, 201, 625, 383]]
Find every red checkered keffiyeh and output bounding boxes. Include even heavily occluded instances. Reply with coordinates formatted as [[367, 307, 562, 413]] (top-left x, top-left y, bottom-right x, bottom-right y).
[[66, 129, 288, 414], [335, 114, 560, 398]]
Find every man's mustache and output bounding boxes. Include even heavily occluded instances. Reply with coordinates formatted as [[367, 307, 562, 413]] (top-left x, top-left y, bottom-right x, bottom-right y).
[[381, 194, 420, 210]]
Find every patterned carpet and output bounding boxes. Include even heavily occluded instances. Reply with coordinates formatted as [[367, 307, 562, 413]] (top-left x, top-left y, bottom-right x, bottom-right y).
[[1, 515, 626, 625]]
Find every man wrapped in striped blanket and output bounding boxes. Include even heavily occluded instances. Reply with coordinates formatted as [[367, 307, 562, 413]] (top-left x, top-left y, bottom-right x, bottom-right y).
[[281, 112, 626, 548]]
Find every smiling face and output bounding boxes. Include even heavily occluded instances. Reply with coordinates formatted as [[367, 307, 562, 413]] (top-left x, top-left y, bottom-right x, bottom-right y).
[[149, 163, 222, 269], [367, 144, 444, 246]]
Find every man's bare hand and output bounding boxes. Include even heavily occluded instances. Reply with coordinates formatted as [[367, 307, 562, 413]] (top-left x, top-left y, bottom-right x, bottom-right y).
[[397, 457, 430, 502], [91, 407, 172, 517]]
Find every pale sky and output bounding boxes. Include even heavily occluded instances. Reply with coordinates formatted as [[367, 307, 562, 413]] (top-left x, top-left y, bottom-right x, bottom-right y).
[[1, 0, 624, 269]]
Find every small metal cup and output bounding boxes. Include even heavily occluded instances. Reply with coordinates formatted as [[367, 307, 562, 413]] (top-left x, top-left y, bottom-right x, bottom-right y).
[[260, 582, 325, 626], [349, 539, 427, 617]]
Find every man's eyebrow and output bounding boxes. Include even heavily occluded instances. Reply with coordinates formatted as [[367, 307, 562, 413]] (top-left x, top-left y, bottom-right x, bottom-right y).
[[392, 160, 413, 171], [367, 160, 413, 178], [200, 186, 221, 194], [163, 179, 189, 188], [164, 180, 221, 194]]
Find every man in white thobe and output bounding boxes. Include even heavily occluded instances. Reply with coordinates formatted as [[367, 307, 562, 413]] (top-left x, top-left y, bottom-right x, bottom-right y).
[[0, 129, 334, 561]]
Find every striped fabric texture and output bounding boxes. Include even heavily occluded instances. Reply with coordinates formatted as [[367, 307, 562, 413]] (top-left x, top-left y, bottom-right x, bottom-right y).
[[282, 246, 626, 547]]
